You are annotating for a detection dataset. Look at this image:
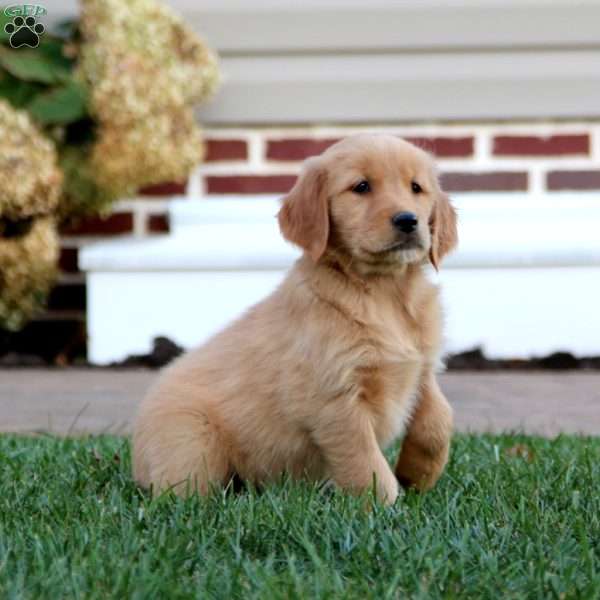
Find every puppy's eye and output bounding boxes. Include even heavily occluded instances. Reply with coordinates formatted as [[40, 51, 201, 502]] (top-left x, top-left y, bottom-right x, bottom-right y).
[[352, 180, 371, 195], [411, 181, 423, 194]]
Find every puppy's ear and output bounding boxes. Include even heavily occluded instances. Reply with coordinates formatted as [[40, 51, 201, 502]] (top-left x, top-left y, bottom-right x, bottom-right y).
[[278, 158, 329, 262], [429, 192, 458, 271]]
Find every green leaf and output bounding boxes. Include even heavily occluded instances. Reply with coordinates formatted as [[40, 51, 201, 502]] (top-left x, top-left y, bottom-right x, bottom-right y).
[[49, 19, 79, 41], [27, 79, 88, 125], [0, 72, 41, 107], [37, 37, 75, 72], [0, 46, 69, 83], [0, 13, 12, 44]]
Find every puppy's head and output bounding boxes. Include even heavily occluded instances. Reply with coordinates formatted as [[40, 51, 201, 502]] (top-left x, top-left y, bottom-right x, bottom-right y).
[[278, 134, 457, 272]]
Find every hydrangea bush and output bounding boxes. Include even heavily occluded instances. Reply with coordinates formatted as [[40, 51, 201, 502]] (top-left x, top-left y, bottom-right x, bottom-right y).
[[0, 0, 219, 331]]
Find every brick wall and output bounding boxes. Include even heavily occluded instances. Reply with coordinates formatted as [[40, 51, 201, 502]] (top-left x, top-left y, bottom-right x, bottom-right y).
[[196, 123, 600, 196], [42, 120, 600, 361]]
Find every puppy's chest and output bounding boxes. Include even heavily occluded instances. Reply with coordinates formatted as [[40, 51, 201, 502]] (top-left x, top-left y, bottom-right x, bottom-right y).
[[361, 293, 424, 363], [356, 310, 424, 447], [357, 360, 421, 447]]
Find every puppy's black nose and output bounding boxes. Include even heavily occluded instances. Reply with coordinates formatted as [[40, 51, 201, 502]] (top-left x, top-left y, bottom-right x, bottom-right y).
[[391, 212, 418, 233]]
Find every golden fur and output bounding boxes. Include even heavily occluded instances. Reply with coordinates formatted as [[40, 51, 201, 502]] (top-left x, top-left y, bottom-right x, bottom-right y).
[[132, 134, 458, 504]]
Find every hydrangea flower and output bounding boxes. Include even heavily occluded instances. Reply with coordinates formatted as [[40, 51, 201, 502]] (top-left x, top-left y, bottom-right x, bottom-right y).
[[0, 101, 61, 330]]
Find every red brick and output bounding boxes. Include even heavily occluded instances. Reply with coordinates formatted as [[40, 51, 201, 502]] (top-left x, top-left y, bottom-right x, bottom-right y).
[[205, 139, 248, 162], [47, 283, 86, 311], [266, 136, 474, 161], [547, 170, 600, 190], [60, 213, 133, 236], [493, 134, 589, 156], [139, 181, 187, 196], [58, 247, 79, 273], [405, 136, 474, 157], [147, 213, 170, 233], [441, 172, 528, 192], [267, 138, 339, 161], [206, 175, 297, 194]]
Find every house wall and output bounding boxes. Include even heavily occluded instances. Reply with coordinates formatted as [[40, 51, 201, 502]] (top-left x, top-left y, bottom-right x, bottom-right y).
[[41, 0, 600, 359]]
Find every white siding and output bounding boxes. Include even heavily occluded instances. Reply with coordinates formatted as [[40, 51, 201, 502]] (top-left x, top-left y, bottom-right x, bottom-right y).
[[47, 0, 600, 123]]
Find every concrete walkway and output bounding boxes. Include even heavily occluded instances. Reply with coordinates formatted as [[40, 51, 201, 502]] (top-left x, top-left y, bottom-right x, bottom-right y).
[[0, 370, 599, 437]]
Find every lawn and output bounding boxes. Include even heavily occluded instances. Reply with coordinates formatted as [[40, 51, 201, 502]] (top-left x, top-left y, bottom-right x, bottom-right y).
[[0, 433, 598, 599]]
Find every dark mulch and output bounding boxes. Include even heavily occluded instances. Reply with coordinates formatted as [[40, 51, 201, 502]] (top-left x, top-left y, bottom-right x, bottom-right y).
[[446, 347, 600, 371], [0, 319, 86, 367], [0, 330, 183, 369], [113, 336, 184, 368], [1, 321, 599, 371]]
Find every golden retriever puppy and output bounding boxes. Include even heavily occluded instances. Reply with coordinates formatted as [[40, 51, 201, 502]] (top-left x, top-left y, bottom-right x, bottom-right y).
[[132, 134, 458, 504]]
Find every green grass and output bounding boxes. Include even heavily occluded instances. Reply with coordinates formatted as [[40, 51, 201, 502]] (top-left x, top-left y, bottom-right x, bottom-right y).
[[0, 434, 598, 599]]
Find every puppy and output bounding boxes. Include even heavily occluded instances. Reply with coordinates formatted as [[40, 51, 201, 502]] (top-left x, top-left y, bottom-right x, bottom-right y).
[[132, 134, 458, 504]]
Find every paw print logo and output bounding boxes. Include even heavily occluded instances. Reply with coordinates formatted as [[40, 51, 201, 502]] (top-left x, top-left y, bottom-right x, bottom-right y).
[[4, 15, 45, 48]]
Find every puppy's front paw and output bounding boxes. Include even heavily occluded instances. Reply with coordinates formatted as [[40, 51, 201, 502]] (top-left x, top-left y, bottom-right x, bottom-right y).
[[394, 439, 449, 492], [376, 470, 399, 505]]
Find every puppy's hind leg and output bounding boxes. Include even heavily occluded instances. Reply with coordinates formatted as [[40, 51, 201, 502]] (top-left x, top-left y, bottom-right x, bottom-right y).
[[133, 407, 231, 497]]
